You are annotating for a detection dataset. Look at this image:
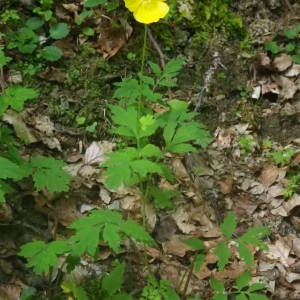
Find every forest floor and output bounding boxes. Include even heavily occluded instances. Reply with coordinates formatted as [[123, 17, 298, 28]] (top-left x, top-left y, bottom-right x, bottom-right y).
[[0, 0, 300, 299]]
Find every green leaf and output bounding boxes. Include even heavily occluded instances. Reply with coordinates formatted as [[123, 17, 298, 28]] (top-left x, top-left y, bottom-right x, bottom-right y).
[[30, 156, 71, 193], [236, 271, 251, 290], [110, 105, 139, 138], [139, 74, 155, 86], [0, 156, 24, 180], [220, 212, 236, 238], [164, 122, 211, 153], [238, 242, 253, 266], [158, 79, 177, 88], [284, 28, 298, 39], [236, 294, 247, 300], [103, 148, 138, 189], [162, 58, 184, 78], [50, 22, 70, 39], [149, 187, 177, 209], [113, 79, 140, 104], [248, 294, 268, 300], [264, 41, 280, 54], [102, 262, 125, 295], [84, 0, 106, 7], [82, 27, 94, 36], [0, 86, 38, 116], [69, 209, 122, 256], [247, 283, 266, 292], [20, 287, 37, 300], [130, 159, 162, 177], [213, 295, 227, 300], [19, 240, 69, 274], [112, 294, 134, 300], [194, 254, 205, 272], [149, 61, 161, 77], [182, 238, 204, 251], [0, 48, 11, 67], [120, 220, 155, 245], [160, 280, 181, 300], [285, 43, 295, 52], [140, 144, 163, 159], [214, 242, 231, 271], [292, 54, 300, 64], [103, 223, 121, 253], [238, 226, 269, 250], [40, 46, 62, 61], [61, 282, 89, 300], [139, 114, 159, 137], [25, 17, 44, 30], [210, 277, 224, 293], [75, 9, 93, 25]]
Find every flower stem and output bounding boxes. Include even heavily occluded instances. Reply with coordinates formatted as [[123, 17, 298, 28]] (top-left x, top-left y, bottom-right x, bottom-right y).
[[140, 24, 148, 75]]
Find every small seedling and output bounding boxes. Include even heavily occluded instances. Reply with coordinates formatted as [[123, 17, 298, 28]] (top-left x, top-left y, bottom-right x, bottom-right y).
[[267, 147, 295, 166], [239, 136, 257, 154]]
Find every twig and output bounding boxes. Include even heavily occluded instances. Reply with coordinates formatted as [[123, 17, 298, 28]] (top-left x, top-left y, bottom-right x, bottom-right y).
[[147, 29, 166, 69], [0, 67, 6, 93]]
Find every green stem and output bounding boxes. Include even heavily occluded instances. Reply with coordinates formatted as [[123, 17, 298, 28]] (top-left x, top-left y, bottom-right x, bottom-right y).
[[182, 255, 197, 299], [140, 24, 148, 76], [137, 24, 148, 230]]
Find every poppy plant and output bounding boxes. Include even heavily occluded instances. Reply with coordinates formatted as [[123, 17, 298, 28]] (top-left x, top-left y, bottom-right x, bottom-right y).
[[124, 0, 169, 24]]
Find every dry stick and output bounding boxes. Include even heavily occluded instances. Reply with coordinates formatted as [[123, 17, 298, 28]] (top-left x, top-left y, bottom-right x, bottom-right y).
[[0, 68, 5, 93], [147, 29, 166, 69]]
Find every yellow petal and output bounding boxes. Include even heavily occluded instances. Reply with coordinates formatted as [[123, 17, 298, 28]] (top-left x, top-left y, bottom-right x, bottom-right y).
[[133, 1, 169, 24], [124, 0, 142, 12]]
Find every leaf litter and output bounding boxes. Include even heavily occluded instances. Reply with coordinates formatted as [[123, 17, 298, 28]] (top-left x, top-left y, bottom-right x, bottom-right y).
[[1, 2, 300, 299]]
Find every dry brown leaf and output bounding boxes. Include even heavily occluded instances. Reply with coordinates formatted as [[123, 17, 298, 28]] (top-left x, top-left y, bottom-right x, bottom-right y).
[[145, 202, 157, 232], [120, 195, 140, 211], [84, 141, 114, 165], [218, 176, 233, 194], [53, 39, 76, 58], [283, 194, 300, 214], [172, 158, 189, 181], [172, 207, 197, 234], [0, 284, 21, 300], [268, 184, 284, 198], [284, 64, 300, 77], [62, 3, 79, 13], [266, 238, 295, 267], [273, 53, 292, 72], [261, 81, 280, 98], [95, 18, 132, 59], [273, 75, 298, 100], [259, 164, 280, 187], [38, 67, 67, 83], [99, 188, 111, 204], [162, 236, 191, 257], [2, 110, 38, 144]]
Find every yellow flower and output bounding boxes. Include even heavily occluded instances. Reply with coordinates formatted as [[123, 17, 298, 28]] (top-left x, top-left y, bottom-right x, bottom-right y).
[[124, 0, 169, 24]]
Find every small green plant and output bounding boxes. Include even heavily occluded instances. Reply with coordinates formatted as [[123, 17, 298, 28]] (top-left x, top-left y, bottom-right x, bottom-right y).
[[0, 9, 20, 25], [237, 85, 251, 98], [140, 275, 180, 300], [210, 272, 267, 300], [19, 209, 155, 298], [262, 139, 272, 150], [239, 136, 257, 154], [0, 86, 71, 203], [178, 212, 269, 299], [264, 24, 300, 63], [283, 170, 300, 198], [267, 147, 295, 166]]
